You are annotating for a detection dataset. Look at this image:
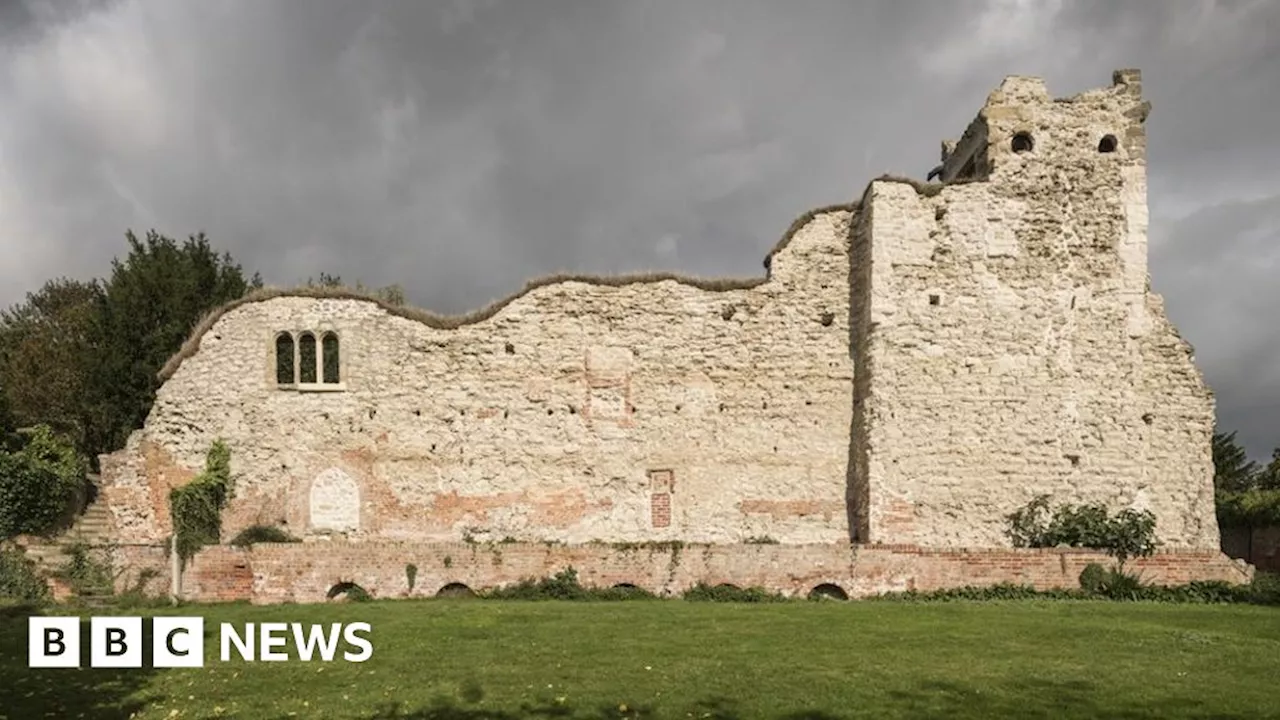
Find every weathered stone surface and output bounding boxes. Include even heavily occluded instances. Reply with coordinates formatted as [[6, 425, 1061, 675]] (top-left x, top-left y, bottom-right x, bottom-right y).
[[98, 69, 1224, 582]]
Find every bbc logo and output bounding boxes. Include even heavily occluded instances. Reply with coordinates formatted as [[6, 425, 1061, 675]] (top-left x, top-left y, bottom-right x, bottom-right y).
[[29, 616, 374, 667], [29, 617, 206, 668]]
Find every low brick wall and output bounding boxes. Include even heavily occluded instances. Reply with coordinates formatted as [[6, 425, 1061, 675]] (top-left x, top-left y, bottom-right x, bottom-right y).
[[120, 541, 1255, 604]]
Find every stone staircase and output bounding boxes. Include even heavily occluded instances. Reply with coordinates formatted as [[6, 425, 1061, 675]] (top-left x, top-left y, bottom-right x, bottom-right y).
[[19, 475, 117, 578]]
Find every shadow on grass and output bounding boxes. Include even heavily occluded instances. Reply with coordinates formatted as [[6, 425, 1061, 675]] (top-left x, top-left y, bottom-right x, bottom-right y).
[[0, 603, 164, 720], [260, 681, 1266, 720]]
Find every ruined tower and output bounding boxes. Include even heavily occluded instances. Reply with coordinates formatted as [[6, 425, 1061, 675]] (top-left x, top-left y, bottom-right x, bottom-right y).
[[849, 70, 1219, 549]]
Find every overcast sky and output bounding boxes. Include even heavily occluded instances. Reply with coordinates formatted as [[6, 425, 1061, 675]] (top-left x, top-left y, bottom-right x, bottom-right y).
[[1, 0, 1277, 457]]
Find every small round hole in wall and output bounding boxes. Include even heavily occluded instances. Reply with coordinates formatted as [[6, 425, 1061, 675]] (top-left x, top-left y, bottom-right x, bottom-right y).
[[1098, 134, 1118, 153], [929, 294, 941, 306], [1011, 132, 1034, 153]]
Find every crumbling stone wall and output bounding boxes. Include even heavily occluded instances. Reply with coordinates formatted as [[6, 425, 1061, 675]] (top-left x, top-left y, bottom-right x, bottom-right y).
[[851, 70, 1219, 548], [98, 69, 1223, 562], [100, 210, 857, 546]]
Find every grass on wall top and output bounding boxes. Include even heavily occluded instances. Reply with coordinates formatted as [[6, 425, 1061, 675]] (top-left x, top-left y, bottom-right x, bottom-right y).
[[157, 201, 866, 382], [158, 175, 971, 383]]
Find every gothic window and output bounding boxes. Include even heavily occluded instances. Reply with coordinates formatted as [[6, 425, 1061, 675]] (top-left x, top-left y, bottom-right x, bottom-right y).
[[275, 332, 295, 385], [299, 332, 317, 384], [322, 332, 340, 384]]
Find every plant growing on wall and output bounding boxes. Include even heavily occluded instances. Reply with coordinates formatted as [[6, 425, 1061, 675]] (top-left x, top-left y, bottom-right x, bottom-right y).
[[169, 440, 233, 563], [1006, 495, 1158, 566]]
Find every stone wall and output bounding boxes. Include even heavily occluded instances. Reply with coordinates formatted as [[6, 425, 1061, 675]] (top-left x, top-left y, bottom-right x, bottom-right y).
[[99, 209, 858, 547], [95, 68, 1224, 572], [851, 70, 1218, 549], [159, 541, 1250, 604]]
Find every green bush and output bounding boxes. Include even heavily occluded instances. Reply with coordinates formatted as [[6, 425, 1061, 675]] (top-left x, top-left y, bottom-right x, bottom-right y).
[[170, 440, 232, 561], [228, 524, 299, 547], [0, 547, 49, 602], [1079, 562, 1107, 593], [1088, 567, 1145, 601], [682, 582, 786, 603], [0, 426, 87, 540], [1006, 495, 1159, 563], [1216, 489, 1280, 528], [481, 567, 657, 601], [55, 541, 114, 595], [870, 583, 1080, 602]]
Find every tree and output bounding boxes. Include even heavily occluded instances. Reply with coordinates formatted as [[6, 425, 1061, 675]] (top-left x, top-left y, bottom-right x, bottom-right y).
[[89, 230, 261, 455], [1254, 448, 1280, 491], [1212, 430, 1259, 493], [0, 278, 105, 455]]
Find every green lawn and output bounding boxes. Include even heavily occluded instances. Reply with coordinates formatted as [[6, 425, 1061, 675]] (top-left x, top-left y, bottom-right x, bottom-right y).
[[2, 600, 1279, 720]]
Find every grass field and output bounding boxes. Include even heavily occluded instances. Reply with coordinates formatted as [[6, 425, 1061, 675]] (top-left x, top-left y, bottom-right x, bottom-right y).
[[2, 599, 1279, 720]]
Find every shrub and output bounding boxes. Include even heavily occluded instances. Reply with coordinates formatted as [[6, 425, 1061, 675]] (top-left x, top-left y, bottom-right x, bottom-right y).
[[481, 567, 657, 601], [228, 524, 299, 547], [1006, 495, 1158, 564], [170, 440, 232, 562], [869, 583, 1080, 603], [0, 425, 87, 540], [1216, 489, 1280, 528], [0, 547, 49, 602], [1079, 562, 1107, 594], [1089, 567, 1145, 601], [682, 582, 787, 603], [55, 541, 114, 595]]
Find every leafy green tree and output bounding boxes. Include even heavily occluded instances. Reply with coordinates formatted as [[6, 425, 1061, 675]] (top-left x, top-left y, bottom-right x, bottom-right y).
[[1254, 448, 1280, 491], [0, 425, 87, 539], [89, 230, 261, 455], [1212, 430, 1259, 493], [0, 278, 105, 455]]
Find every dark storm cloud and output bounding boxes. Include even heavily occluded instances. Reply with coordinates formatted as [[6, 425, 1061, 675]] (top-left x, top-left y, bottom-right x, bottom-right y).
[[1, 0, 1278, 455]]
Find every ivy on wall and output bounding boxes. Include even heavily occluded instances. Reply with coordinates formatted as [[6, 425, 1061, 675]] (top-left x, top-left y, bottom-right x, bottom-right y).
[[170, 440, 233, 562]]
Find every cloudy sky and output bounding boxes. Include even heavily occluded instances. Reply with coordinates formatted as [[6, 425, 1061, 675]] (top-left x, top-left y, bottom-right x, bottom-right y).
[[0, 0, 1277, 457]]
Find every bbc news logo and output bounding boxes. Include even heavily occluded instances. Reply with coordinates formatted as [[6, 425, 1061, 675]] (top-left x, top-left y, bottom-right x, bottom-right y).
[[29, 617, 373, 668]]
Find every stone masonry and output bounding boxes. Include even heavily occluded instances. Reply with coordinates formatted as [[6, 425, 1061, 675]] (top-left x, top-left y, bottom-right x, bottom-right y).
[[98, 70, 1238, 600]]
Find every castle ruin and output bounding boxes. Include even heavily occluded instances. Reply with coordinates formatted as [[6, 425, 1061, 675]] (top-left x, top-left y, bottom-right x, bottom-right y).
[[95, 70, 1249, 602]]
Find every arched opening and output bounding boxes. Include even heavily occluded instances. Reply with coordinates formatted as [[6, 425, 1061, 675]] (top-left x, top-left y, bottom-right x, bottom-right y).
[[298, 332, 317, 383], [714, 583, 741, 591], [275, 332, 295, 385], [1011, 132, 1034, 153], [322, 332, 340, 383], [808, 583, 849, 601], [436, 582, 476, 598], [1098, 134, 1118, 153], [326, 582, 370, 602]]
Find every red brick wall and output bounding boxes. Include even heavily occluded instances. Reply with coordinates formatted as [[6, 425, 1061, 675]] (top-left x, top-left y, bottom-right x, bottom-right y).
[[119, 541, 1255, 605]]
